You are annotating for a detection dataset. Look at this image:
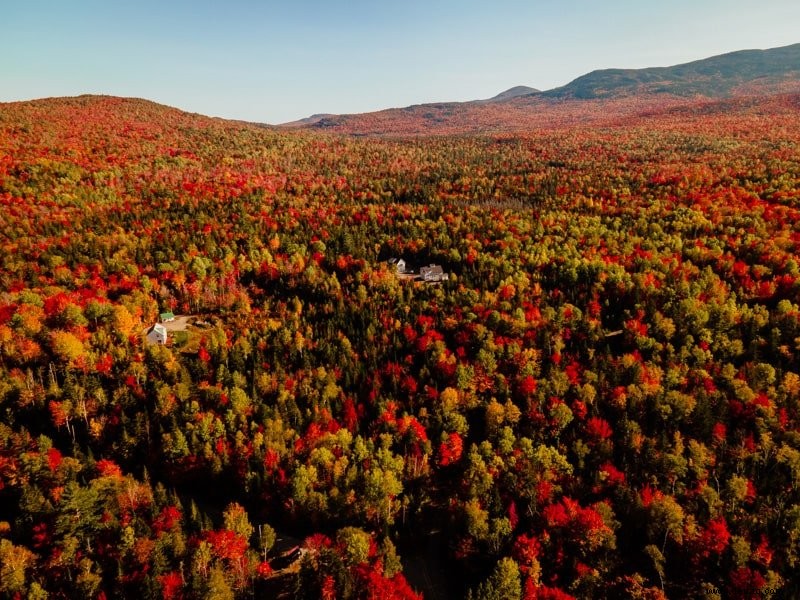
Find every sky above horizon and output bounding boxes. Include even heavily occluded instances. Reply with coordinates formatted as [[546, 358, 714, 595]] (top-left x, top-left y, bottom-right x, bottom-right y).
[[3, 1, 799, 124]]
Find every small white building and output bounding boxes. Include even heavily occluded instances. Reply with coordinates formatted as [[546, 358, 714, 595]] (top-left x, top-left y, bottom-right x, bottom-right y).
[[388, 258, 407, 274], [146, 323, 168, 345]]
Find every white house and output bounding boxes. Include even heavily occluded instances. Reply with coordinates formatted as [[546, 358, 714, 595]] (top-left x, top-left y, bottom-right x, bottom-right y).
[[146, 323, 168, 345], [419, 264, 449, 282], [388, 258, 407, 274]]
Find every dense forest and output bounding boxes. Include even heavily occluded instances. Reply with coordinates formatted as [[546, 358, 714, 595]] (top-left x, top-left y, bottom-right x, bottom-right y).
[[0, 94, 799, 599]]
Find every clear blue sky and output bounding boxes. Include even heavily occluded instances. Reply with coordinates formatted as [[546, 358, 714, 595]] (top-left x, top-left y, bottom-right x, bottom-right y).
[[2, 0, 799, 124]]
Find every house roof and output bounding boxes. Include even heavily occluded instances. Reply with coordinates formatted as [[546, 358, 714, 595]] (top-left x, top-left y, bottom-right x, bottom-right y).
[[160, 311, 175, 320], [420, 264, 444, 274], [147, 323, 167, 335]]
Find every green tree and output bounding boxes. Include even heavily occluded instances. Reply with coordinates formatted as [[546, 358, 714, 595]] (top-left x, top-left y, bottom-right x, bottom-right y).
[[336, 527, 371, 566], [468, 557, 521, 600]]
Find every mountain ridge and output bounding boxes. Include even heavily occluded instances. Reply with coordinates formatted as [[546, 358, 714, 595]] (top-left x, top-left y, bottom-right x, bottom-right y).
[[544, 42, 800, 99], [4, 42, 799, 137], [283, 42, 800, 129]]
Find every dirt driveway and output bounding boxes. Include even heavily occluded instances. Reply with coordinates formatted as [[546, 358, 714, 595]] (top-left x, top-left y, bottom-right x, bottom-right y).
[[161, 315, 194, 332]]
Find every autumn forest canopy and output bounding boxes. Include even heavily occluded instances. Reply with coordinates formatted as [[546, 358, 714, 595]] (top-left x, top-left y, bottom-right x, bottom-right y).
[[0, 90, 799, 599]]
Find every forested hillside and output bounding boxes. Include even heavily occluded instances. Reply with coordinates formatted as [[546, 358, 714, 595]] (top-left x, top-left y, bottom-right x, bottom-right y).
[[0, 94, 799, 599]]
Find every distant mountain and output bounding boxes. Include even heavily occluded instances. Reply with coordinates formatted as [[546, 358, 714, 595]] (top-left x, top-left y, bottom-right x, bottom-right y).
[[283, 43, 800, 133], [277, 88, 539, 127], [544, 43, 800, 99], [485, 86, 540, 102], [281, 113, 336, 128], [278, 87, 541, 127], [17, 44, 796, 139]]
